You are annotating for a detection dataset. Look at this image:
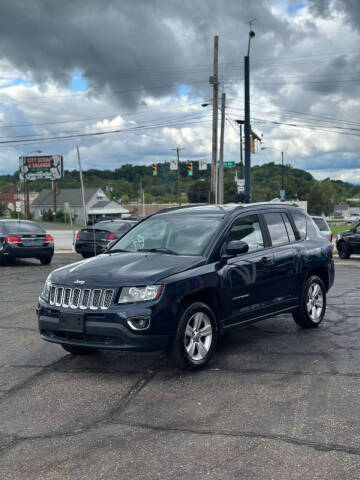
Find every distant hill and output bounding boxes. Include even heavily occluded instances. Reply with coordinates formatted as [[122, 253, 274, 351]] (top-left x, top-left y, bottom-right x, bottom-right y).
[[1, 162, 360, 215]]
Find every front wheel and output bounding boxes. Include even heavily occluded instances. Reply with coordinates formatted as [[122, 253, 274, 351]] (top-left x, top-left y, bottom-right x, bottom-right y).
[[169, 301, 218, 370], [293, 275, 326, 329], [337, 242, 351, 259], [61, 344, 97, 355]]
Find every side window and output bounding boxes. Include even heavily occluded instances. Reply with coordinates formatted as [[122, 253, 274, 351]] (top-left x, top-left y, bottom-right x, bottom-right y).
[[282, 213, 296, 242], [264, 212, 289, 247], [225, 214, 264, 253], [355, 224, 360, 234], [292, 211, 307, 240]]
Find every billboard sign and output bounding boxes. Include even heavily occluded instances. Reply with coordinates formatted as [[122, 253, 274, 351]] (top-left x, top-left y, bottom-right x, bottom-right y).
[[19, 155, 63, 181]]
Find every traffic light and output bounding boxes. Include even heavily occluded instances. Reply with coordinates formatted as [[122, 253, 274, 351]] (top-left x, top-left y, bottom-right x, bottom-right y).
[[152, 163, 157, 176], [187, 161, 193, 176]]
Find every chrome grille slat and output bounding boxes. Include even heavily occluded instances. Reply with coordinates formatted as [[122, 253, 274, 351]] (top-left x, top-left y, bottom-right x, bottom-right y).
[[63, 288, 72, 307], [80, 289, 91, 309], [49, 285, 113, 310], [55, 287, 64, 307], [90, 289, 102, 310], [101, 289, 114, 310], [71, 288, 81, 308]]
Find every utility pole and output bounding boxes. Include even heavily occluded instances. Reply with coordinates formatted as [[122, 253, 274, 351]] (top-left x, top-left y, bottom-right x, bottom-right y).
[[52, 180, 57, 222], [244, 23, 255, 203], [210, 35, 219, 204], [77, 146, 87, 226], [281, 151, 284, 190], [171, 147, 183, 206], [239, 124, 244, 178], [218, 92, 226, 204]]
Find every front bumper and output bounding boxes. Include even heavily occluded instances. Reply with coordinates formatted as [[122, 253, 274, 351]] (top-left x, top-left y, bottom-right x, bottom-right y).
[[37, 297, 171, 351]]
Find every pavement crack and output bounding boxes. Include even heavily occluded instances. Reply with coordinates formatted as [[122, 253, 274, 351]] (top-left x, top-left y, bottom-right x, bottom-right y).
[[112, 420, 360, 457]]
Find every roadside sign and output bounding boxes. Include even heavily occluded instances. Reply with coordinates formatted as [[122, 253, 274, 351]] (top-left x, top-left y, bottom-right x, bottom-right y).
[[15, 201, 21, 208], [198, 158, 208, 171], [16, 206, 21, 213], [218, 161, 236, 168], [236, 178, 245, 193], [279, 189, 286, 200], [64, 202, 70, 212], [170, 159, 178, 170], [19, 155, 63, 181]]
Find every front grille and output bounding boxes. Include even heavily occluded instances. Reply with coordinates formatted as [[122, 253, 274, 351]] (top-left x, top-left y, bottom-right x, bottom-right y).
[[49, 285, 114, 310]]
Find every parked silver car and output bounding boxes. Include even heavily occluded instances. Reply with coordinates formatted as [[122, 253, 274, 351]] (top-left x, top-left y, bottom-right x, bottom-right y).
[[311, 216, 333, 243]]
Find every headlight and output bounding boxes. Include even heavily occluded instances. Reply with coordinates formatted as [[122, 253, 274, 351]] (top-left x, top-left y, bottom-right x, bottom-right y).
[[118, 285, 163, 304], [337, 234, 341, 240], [41, 274, 52, 302]]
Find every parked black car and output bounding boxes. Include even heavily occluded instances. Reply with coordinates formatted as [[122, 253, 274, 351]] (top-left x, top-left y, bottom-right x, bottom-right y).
[[38, 203, 334, 370], [0, 220, 54, 265], [336, 223, 360, 258], [75, 219, 137, 258]]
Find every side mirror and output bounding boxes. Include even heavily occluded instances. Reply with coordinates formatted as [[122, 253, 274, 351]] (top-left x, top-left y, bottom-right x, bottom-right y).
[[226, 240, 249, 257]]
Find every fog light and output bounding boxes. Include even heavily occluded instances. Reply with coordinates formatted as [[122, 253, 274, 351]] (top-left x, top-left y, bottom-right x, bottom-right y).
[[127, 316, 151, 331]]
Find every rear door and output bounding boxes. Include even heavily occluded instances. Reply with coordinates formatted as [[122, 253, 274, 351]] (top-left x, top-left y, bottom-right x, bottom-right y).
[[220, 213, 276, 325], [262, 211, 299, 307]]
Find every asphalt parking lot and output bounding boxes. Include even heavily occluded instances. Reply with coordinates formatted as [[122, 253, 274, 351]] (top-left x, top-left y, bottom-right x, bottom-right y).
[[0, 254, 360, 479]]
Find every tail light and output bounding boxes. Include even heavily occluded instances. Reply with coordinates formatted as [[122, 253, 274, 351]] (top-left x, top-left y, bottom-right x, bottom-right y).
[[5, 236, 21, 244], [44, 235, 54, 243], [76, 231, 80, 239], [107, 232, 115, 241], [330, 232, 333, 243]]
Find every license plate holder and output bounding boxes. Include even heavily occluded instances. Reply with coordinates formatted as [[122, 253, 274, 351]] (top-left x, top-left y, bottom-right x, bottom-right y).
[[22, 239, 43, 247], [59, 312, 84, 332]]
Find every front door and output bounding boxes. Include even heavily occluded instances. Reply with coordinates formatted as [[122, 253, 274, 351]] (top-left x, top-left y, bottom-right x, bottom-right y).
[[221, 214, 275, 326]]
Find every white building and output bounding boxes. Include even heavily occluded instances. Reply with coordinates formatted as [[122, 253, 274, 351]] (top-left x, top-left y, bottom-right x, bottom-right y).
[[31, 187, 128, 224]]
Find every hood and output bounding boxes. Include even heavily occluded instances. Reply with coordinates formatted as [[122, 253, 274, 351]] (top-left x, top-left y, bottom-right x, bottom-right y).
[[338, 229, 353, 237], [50, 252, 206, 287]]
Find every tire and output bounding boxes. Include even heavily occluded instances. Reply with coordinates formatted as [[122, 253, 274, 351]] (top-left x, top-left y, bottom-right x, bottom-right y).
[[61, 344, 97, 355], [40, 256, 53, 265], [169, 301, 218, 370], [81, 253, 93, 258], [337, 242, 351, 259], [293, 275, 326, 329]]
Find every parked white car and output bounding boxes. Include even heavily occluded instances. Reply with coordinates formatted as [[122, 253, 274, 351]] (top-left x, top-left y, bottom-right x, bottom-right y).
[[311, 216, 333, 243]]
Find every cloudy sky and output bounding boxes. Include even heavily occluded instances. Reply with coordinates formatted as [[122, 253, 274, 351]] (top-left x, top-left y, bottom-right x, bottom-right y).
[[0, 0, 360, 182]]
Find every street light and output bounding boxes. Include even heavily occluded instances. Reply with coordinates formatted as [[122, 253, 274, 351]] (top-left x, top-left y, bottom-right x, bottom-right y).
[[23, 150, 42, 219], [261, 146, 286, 198]]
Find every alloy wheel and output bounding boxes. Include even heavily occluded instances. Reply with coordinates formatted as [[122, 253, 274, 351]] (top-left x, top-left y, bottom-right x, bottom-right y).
[[306, 282, 324, 322], [184, 312, 213, 361]]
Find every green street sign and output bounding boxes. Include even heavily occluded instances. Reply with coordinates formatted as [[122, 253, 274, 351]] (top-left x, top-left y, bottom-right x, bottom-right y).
[[217, 161, 235, 167]]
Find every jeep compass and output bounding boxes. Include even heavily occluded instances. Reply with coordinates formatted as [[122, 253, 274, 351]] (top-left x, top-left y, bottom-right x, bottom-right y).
[[38, 203, 334, 369]]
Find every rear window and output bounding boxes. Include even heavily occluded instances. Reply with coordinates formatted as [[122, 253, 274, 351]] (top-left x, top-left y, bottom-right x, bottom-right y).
[[312, 217, 329, 231], [291, 211, 307, 240], [3, 221, 45, 235]]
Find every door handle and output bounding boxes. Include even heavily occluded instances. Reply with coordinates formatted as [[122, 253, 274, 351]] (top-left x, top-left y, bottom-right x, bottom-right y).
[[260, 256, 272, 264]]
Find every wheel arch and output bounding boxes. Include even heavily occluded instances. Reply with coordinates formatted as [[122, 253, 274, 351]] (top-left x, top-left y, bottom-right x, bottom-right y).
[[177, 289, 223, 333], [307, 266, 330, 292]]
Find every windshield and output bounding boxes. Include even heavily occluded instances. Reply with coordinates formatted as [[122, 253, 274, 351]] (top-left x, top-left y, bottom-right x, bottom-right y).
[[109, 215, 223, 256]]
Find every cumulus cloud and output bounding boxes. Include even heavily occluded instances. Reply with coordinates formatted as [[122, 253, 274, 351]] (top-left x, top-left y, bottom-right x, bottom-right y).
[[0, 0, 360, 182]]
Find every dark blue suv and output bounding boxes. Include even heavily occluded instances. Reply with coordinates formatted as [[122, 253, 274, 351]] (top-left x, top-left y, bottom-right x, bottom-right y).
[[38, 203, 334, 369]]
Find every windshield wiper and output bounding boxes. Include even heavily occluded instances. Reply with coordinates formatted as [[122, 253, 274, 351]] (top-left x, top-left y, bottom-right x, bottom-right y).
[[108, 248, 130, 253], [140, 248, 179, 255]]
